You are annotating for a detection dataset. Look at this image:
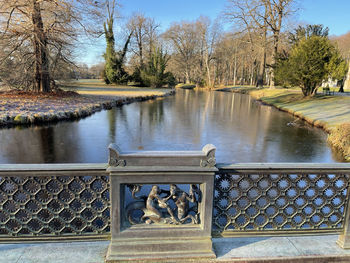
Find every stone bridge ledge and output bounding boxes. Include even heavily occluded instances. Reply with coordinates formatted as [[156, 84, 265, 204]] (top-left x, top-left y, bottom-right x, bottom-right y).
[[2, 235, 350, 263]]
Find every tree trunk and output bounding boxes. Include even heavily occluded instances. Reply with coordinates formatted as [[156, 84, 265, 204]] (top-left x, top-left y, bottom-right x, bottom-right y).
[[228, 62, 232, 85], [205, 58, 211, 88], [301, 86, 308, 96], [339, 79, 345, 93], [269, 4, 283, 89], [185, 70, 190, 84], [32, 0, 50, 92], [137, 29, 144, 67], [233, 49, 237, 86], [344, 61, 350, 90], [270, 39, 278, 88], [266, 69, 270, 87], [311, 86, 318, 96], [257, 26, 267, 88], [250, 64, 254, 86]]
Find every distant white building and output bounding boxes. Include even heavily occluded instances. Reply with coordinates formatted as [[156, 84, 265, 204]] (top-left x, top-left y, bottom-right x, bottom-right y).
[[321, 78, 338, 88]]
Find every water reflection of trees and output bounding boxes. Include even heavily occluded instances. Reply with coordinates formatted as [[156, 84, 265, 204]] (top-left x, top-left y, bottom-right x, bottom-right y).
[[0, 90, 337, 164], [147, 99, 164, 125], [0, 123, 80, 163], [39, 127, 56, 162], [108, 109, 117, 142], [163, 90, 332, 163]]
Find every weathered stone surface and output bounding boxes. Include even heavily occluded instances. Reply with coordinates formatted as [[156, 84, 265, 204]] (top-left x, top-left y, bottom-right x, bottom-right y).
[[106, 145, 217, 262], [2, 235, 350, 262], [108, 144, 217, 169]]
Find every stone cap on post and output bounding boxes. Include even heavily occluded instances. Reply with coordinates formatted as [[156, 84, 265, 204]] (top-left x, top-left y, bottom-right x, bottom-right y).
[[107, 144, 217, 171]]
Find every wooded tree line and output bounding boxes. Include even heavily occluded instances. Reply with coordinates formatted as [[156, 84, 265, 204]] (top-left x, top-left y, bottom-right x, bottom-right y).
[[101, 0, 294, 89], [95, 0, 348, 91], [163, 0, 298, 88], [333, 32, 350, 90], [102, 8, 176, 88], [0, 0, 349, 92]]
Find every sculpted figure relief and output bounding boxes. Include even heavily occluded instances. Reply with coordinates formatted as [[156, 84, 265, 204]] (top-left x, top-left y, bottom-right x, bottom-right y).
[[125, 184, 201, 225]]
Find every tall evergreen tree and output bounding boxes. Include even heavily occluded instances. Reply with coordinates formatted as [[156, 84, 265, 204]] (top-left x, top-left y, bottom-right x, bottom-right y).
[[275, 35, 347, 96], [140, 47, 175, 88]]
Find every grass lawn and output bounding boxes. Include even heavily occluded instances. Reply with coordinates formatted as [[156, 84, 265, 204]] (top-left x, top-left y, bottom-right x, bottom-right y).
[[175, 83, 197, 89], [0, 79, 174, 126], [249, 88, 350, 130], [60, 79, 172, 97]]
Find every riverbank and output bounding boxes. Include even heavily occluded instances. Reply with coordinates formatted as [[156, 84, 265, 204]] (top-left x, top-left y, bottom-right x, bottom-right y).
[[175, 83, 196, 89], [0, 80, 175, 128], [222, 87, 350, 161]]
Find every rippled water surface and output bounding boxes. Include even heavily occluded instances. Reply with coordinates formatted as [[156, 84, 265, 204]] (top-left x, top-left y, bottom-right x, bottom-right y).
[[0, 89, 342, 164]]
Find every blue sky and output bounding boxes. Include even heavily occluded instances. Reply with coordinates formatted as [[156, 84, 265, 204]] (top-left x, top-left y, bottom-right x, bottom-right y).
[[118, 0, 226, 30], [300, 0, 350, 36], [118, 0, 350, 35], [80, 0, 350, 65]]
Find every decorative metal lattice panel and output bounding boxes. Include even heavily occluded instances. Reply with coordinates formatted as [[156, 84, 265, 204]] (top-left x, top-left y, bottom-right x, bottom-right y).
[[0, 172, 110, 238], [213, 170, 350, 234]]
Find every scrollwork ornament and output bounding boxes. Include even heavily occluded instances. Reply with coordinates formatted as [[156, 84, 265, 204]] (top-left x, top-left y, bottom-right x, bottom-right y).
[[200, 157, 216, 168], [116, 159, 126, 167], [109, 158, 117, 166], [108, 158, 126, 167], [200, 159, 208, 168], [108, 144, 126, 167], [207, 157, 216, 167]]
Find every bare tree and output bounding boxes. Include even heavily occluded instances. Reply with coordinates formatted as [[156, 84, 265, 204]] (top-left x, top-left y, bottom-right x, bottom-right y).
[[127, 14, 160, 68], [225, 0, 297, 87], [333, 32, 350, 90], [163, 21, 199, 84], [225, 0, 270, 87], [262, 0, 296, 87], [196, 17, 222, 88], [0, 0, 104, 92], [163, 17, 221, 86], [145, 17, 160, 59]]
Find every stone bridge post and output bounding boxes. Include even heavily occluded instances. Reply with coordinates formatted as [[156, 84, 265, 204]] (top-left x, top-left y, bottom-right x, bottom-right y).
[[105, 144, 217, 262]]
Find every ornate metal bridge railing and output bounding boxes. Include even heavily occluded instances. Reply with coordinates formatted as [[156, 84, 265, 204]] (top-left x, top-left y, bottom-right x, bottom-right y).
[[1, 147, 350, 261], [0, 164, 110, 241], [213, 163, 350, 248]]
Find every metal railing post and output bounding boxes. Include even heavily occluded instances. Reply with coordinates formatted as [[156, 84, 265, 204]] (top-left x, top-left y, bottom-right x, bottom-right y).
[[338, 195, 350, 248]]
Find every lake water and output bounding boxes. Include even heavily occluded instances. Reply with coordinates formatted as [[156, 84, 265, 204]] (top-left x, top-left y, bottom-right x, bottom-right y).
[[0, 89, 342, 164]]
